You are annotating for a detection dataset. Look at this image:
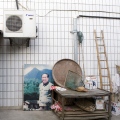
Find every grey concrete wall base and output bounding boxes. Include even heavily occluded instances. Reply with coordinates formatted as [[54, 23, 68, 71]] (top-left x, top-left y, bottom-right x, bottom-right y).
[[0, 106, 22, 110]]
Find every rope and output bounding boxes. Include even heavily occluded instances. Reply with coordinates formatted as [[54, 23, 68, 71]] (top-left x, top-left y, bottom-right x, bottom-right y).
[[79, 43, 86, 81]]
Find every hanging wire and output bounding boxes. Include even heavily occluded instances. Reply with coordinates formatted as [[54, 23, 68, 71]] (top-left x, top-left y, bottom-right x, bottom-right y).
[[15, 0, 19, 10]]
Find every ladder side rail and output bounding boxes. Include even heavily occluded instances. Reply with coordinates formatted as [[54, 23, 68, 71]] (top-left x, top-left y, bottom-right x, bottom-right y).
[[94, 30, 103, 89], [101, 30, 112, 92]]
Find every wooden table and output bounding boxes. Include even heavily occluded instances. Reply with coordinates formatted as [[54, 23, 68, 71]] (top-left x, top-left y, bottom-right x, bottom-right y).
[[52, 88, 111, 120]]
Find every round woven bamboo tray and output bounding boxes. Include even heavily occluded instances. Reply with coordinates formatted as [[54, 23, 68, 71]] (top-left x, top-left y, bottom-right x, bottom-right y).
[[52, 59, 82, 87]]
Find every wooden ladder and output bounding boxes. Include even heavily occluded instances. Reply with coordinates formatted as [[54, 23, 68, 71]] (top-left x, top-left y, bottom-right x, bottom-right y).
[[94, 30, 112, 92]]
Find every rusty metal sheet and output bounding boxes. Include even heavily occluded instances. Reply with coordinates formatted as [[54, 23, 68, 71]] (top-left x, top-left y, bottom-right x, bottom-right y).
[[52, 59, 82, 87]]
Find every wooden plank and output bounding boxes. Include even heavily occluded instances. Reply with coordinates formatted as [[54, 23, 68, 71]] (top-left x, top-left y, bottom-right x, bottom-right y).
[[64, 115, 109, 120], [57, 112, 106, 116], [54, 88, 111, 98], [64, 113, 108, 117], [57, 110, 108, 115]]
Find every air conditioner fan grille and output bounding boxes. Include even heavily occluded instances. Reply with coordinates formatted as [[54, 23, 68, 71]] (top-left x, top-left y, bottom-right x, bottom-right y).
[[6, 15, 22, 32]]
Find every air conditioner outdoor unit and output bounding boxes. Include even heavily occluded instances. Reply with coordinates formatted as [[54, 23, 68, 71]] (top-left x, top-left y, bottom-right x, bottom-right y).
[[3, 10, 36, 38]]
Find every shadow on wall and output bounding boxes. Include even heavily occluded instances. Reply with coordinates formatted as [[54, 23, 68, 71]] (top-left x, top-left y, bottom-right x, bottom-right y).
[[0, 30, 4, 46], [0, 31, 5, 55]]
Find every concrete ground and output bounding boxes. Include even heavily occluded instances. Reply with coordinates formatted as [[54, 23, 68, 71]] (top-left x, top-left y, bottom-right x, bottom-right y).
[[0, 110, 120, 120]]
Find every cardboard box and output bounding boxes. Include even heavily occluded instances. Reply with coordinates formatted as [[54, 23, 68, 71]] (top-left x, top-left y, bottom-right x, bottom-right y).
[[111, 102, 120, 116], [85, 76, 97, 89], [95, 99, 105, 110], [85, 81, 93, 90]]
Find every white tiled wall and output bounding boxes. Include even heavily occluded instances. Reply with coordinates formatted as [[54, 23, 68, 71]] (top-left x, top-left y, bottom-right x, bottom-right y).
[[0, 0, 120, 107]]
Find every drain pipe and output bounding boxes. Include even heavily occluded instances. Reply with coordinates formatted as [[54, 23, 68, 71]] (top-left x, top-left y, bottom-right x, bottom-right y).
[[70, 18, 78, 63]]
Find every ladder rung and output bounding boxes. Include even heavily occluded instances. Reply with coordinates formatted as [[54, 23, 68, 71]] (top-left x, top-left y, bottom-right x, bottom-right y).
[[100, 60, 106, 61], [98, 45, 104, 46], [101, 68, 107, 69], [101, 76, 108, 77], [102, 84, 110, 86], [96, 37, 101, 38], [99, 52, 105, 54]]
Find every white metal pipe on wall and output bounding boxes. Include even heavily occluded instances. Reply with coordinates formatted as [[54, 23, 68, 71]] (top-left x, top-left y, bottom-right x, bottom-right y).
[[73, 18, 78, 63]]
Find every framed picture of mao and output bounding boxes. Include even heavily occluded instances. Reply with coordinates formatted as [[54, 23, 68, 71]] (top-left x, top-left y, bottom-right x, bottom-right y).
[[23, 64, 54, 111]]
